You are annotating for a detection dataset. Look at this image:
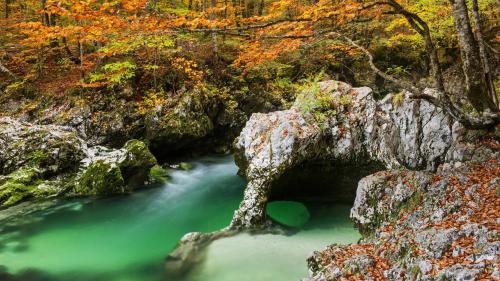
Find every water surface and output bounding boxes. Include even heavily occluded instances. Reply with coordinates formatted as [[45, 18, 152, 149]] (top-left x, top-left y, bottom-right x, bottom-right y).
[[0, 155, 359, 281]]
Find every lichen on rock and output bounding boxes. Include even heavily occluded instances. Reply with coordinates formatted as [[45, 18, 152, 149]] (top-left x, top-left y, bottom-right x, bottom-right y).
[[76, 139, 159, 195], [0, 117, 86, 176], [306, 156, 499, 281], [230, 80, 499, 279]]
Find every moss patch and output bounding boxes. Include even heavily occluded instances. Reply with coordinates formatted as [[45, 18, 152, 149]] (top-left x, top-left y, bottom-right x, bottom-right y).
[[76, 161, 125, 195], [0, 167, 48, 206], [123, 139, 157, 168], [149, 165, 170, 184], [179, 162, 193, 171]]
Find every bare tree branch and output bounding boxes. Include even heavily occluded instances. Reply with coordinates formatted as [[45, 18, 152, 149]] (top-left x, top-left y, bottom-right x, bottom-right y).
[[342, 35, 499, 129]]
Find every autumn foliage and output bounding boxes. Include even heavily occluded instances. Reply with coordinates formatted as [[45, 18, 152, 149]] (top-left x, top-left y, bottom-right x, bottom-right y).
[[0, 0, 498, 105]]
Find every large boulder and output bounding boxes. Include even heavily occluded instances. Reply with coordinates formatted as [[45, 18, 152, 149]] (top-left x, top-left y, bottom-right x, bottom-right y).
[[306, 152, 499, 280], [0, 117, 160, 207], [75, 139, 158, 195], [0, 117, 86, 176], [0, 167, 59, 207], [231, 81, 458, 228]]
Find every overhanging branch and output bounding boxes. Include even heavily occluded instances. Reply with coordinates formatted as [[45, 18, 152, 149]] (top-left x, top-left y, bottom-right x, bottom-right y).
[[342, 35, 499, 129]]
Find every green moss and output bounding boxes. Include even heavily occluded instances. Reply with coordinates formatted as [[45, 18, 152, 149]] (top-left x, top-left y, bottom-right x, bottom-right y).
[[399, 190, 423, 212], [123, 139, 157, 168], [26, 149, 48, 167], [159, 111, 212, 139], [149, 165, 170, 183], [76, 161, 125, 195], [392, 92, 405, 106], [179, 162, 193, 171], [0, 167, 47, 206]]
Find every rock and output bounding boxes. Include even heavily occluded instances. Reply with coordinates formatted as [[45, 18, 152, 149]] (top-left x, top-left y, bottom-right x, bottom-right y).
[[179, 162, 193, 171], [76, 139, 159, 195], [350, 170, 432, 235], [230, 80, 498, 279], [75, 161, 125, 195], [231, 81, 458, 228], [145, 93, 214, 155], [0, 117, 86, 175], [306, 158, 499, 280], [0, 117, 160, 206], [148, 165, 170, 184], [165, 232, 213, 276], [0, 167, 44, 206], [165, 230, 240, 277]]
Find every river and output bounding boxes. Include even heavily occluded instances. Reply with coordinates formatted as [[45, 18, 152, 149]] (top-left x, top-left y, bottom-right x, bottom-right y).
[[0, 155, 359, 281]]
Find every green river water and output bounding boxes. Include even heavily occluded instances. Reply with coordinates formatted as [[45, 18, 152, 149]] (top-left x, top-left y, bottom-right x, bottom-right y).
[[0, 155, 360, 281]]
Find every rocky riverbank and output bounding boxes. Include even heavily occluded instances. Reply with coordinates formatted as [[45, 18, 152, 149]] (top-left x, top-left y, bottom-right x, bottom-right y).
[[306, 155, 499, 280], [0, 117, 163, 207], [0, 83, 291, 208], [229, 80, 499, 279]]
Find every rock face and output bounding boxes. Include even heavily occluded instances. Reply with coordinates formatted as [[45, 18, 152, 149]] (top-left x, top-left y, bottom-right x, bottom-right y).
[[15, 88, 250, 158], [231, 80, 499, 280], [0, 118, 160, 207], [0, 117, 86, 176], [306, 154, 499, 280], [231, 81, 457, 228]]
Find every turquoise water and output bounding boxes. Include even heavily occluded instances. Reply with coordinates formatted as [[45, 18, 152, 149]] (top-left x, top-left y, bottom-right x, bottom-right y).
[[0, 155, 360, 281], [184, 204, 360, 281], [266, 201, 311, 227]]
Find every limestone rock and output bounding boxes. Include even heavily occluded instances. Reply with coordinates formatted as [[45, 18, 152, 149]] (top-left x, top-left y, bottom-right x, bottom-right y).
[[0, 117, 159, 206], [0, 117, 86, 176], [231, 81, 458, 228]]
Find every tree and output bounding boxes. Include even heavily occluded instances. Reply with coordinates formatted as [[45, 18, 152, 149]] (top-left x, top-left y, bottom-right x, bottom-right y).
[[1, 0, 498, 128], [4, 0, 9, 19], [449, 0, 497, 111], [185, 0, 499, 127], [471, 0, 498, 107]]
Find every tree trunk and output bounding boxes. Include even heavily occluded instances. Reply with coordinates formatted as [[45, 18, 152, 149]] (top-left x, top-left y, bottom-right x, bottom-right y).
[[232, 0, 238, 17], [257, 0, 264, 16], [385, 1, 445, 92], [450, 0, 497, 111], [224, 0, 227, 18], [41, 0, 50, 26], [240, 0, 246, 17], [210, 0, 218, 58], [4, 0, 9, 19], [471, 0, 498, 107]]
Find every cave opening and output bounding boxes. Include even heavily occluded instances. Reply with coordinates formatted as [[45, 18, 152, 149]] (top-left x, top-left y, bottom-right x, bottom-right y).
[[269, 159, 385, 205]]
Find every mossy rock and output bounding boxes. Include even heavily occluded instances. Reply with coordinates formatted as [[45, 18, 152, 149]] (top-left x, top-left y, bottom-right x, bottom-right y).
[[149, 165, 170, 184], [179, 162, 193, 171], [0, 167, 49, 206], [120, 139, 158, 188], [122, 139, 157, 168], [75, 160, 125, 195]]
